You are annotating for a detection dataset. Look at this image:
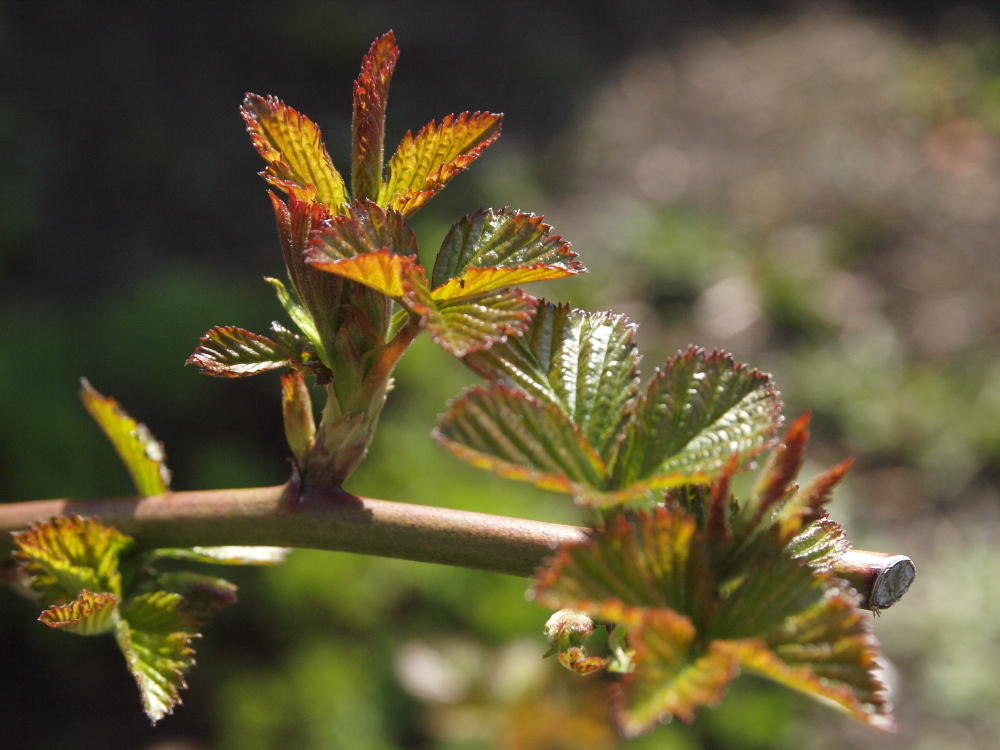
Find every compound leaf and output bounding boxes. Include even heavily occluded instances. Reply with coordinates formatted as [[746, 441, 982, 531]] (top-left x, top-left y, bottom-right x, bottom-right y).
[[352, 31, 398, 201], [116, 591, 197, 724], [13, 516, 132, 602], [186, 326, 289, 378], [242, 94, 348, 209], [38, 589, 120, 635], [380, 112, 502, 216], [431, 208, 583, 295], [434, 384, 608, 497], [80, 380, 171, 496]]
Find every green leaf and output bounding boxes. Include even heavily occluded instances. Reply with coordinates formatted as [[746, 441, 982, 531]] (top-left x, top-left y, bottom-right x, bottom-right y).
[[352, 31, 398, 202], [116, 591, 197, 724], [464, 302, 640, 459], [155, 572, 238, 628], [186, 326, 290, 378], [150, 546, 290, 565], [242, 94, 348, 209], [402, 270, 537, 357], [380, 112, 503, 216], [785, 519, 850, 570], [613, 610, 741, 737], [282, 370, 316, 464], [79, 379, 171, 496], [434, 384, 608, 497], [38, 589, 120, 635], [619, 348, 779, 487], [430, 208, 583, 295], [13, 516, 132, 602]]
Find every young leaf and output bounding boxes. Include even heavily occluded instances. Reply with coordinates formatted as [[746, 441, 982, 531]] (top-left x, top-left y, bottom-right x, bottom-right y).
[[265, 276, 330, 365], [242, 94, 348, 209], [80, 379, 171, 496], [282, 369, 316, 464], [186, 326, 290, 378], [116, 591, 197, 724], [430, 208, 584, 296], [38, 589, 120, 635], [379, 112, 503, 216], [621, 349, 780, 486], [352, 31, 399, 201], [150, 546, 290, 565], [13, 516, 132, 602], [435, 384, 608, 496], [403, 271, 537, 357], [464, 303, 640, 458]]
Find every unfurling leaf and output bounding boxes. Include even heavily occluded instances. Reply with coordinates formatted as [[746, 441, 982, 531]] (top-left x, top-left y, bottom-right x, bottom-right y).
[[80, 380, 171, 496], [430, 208, 583, 296], [352, 31, 399, 201], [380, 112, 503, 215], [116, 591, 197, 724], [186, 326, 290, 378], [439, 304, 779, 505], [13, 516, 132, 602], [241, 94, 348, 208], [39, 589, 120, 635], [531, 425, 893, 736], [155, 572, 238, 628]]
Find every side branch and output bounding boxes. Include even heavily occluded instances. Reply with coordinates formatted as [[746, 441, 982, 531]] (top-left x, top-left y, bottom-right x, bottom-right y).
[[0, 486, 913, 610]]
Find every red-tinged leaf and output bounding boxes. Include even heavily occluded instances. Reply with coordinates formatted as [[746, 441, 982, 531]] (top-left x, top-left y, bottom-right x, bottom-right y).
[[380, 112, 503, 215], [613, 611, 741, 737], [726, 591, 894, 731], [532, 508, 712, 622], [616, 348, 780, 488], [242, 94, 348, 208], [777, 459, 853, 537], [186, 326, 289, 378], [558, 647, 610, 675], [116, 591, 197, 724], [403, 269, 536, 357], [13, 516, 132, 603], [433, 383, 609, 498], [430, 208, 583, 295], [39, 589, 120, 635], [464, 302, 641, 461], [744, 411, 810, 526], [80, 380, 171, 496], [352, 31, 399, 201]]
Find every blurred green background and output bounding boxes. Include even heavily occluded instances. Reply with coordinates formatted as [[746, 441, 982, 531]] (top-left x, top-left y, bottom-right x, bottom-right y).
[[3, 1, 1000, 748]]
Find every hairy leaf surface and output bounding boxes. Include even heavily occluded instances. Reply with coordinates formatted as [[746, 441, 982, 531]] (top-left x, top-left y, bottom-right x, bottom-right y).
[[117, 591, 197, 724], [380, 112, 502, 215], [242, 94, 348, 208], [38, 589, 120, 635], [80, 379, 171, 496], [13, 516, 131, 602]]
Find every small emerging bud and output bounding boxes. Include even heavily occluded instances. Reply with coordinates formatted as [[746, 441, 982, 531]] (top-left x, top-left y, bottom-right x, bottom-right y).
[[544, 609, 595, 650], [282, 370, 316, 463]]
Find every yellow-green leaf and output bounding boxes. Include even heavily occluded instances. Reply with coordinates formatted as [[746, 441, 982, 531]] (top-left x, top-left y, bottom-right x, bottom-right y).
[[13, 516, 132, 602], [242, 94, 348, 209], [380, 112, 502, 216], [80, 379, 171, 496]]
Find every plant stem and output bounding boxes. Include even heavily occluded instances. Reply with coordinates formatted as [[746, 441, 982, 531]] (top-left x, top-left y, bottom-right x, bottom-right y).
[[0, 486, 913, 610]]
